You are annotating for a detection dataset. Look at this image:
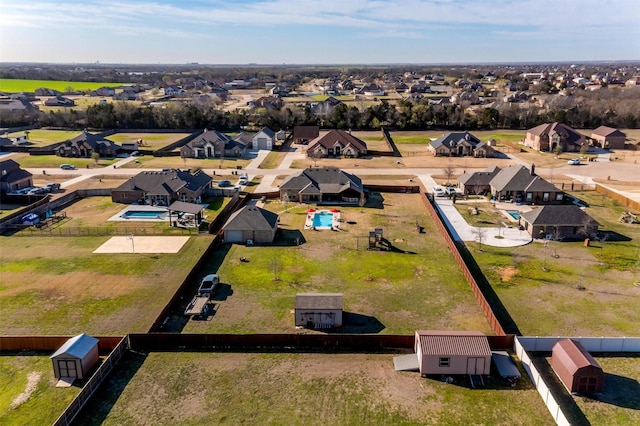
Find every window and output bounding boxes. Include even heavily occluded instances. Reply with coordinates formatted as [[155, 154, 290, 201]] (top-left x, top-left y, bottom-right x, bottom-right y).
[[556, 193, 564, 201], [526, 193, 533, 202], [543, 192, 550, 202], [439, 357, 450, 367]]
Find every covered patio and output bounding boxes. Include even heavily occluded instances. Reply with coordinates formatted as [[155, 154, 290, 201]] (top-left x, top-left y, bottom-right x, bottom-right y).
[[168, 201, 206, 228]]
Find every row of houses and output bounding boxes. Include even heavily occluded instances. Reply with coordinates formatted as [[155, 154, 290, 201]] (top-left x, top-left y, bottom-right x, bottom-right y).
[[524, 123, 627, 151]]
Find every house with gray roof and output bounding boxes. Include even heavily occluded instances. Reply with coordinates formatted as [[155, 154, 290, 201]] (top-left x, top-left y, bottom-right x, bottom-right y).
[[458, 165, 501, 195], [280, 167, 364, 205], [519, 205, 598, 240], [0, 159, 33, 193], [252, 127, 276, 150], [428, 131, 494, 157], [489, 165, 564, 204], [524, 122, 586, 153], [222, 205, 279, 244], [295, 293, 343, 328], [307, 130, 367, 158], [180, 129, 248, 159], [56, 130, 120, 158], [111, 169, 212, 205]]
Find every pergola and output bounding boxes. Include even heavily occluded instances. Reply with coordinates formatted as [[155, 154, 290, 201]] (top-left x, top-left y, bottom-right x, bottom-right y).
[[168, 201, 205, 228]]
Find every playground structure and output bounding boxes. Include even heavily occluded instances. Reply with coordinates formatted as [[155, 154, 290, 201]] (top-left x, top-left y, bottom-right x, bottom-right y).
[[619, 211, 639, 224]]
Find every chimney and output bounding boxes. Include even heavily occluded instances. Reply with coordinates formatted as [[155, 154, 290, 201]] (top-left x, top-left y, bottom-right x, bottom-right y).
[[530, 163, 536, 176]]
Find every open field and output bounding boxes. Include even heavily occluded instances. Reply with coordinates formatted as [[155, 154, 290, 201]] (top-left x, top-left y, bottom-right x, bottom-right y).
[[181, 193, 493, 335], [257, 150, 287, 169], [467, 191, 640, 336], [6, 130, 83, 147], [0, 79, 124, 93], [107, 132, 191, 150], [574, 356, 640, 425], [119, 155, 252, 170], [76, 352, 552, 426], [0, 354, 81, 426], [9, 153, 118, 169]]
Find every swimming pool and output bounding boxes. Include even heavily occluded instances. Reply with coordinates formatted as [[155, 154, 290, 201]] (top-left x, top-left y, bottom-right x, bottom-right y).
[[506, 210, 519, 220], [312, 212, 334, 228], [122, 210, 167, 220]]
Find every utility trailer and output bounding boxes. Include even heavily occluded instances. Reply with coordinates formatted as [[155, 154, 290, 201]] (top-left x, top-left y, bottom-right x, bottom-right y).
[[184, 274, 219, 316]]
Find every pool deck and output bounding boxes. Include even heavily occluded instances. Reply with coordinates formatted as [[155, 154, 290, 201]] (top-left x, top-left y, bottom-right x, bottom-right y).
[[304, 210, 342, 231]]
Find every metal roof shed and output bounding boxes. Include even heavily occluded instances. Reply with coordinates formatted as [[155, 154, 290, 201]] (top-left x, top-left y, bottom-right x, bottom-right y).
[[50, 334, 99, 380], [414, 330, 491, 376], [295, 293, 343, 328], [551, 339, 604, 394]]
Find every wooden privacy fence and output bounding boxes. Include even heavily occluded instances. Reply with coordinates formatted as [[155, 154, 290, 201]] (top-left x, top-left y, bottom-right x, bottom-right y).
[[595, 183, 640, 212], [53, 336, 129, 426], [420, 191, 507, 336], [0, 336, 123, 352], [207, 193, 248, 234]]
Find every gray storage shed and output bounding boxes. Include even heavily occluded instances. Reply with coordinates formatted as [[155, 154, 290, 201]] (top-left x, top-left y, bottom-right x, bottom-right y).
[[295, 293, 343, 328], [51, 333, 99, 380]]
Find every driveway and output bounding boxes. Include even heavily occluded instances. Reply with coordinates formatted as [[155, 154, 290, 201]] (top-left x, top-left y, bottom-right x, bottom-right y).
[[434, 198, 532, 248]]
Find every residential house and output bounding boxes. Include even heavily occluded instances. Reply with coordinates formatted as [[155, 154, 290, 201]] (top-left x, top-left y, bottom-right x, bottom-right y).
[[269, 85, 290, 97], [44, 95, 76, 107], [295, 293, 343, 328], [625, 76, 640, 87], [292, 126, 320, 144], [222, 205, 279, 244], [113, 87, 140, 101], [0, 159, 33, 193], [111, 169, 212, 205], [310, 96, 343, 117], [248, 96, 284, 109], [307, 129, 367, 158], [280, 167, 364, 205], [590, 126, 626, 150], [90, 87, 116, 97], [458, 165, 501, 195], [56, 130, 120, 158], [428, 131, 493, 157], [359, 83, 385, 96], [414, 331, 492, 376], [180, 129, 248, 159], [163, 85, 186, 97], [489, 165, 564, 204], [252, 127, 276, 150], [524, 122, 586, 153], [0, 98, 39, 112], [35, 88, 61, 97], [518, 205, 599, 240]]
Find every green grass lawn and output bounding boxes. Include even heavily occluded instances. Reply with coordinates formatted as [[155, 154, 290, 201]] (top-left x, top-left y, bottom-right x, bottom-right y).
[[0, 79, 124, 93], [0, 234, 214, 335], [76, 352, 553, 426], [257, 150, 287, 169], [575, 356, 640, 426], [182, 193, 493, 335], [0, 354, 80, 426], [107, 133, 191, 150], [6, 130, 82, 147], [466, 191, 640, 336], [9, 153, 117, 169]]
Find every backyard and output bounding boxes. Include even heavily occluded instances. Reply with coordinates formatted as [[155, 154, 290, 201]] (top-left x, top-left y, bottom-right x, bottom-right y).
[[467, 191, 640, 336], [180, 193, 493, 335], [75, 351, 553, 426]]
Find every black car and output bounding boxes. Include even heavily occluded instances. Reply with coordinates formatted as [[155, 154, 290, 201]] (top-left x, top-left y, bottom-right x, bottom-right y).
[[218, 180, 231, 187]]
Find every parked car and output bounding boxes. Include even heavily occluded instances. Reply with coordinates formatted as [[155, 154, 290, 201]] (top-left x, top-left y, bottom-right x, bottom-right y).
[[238, 176, 248, 185], [218, 180, 231, 187], [445, 186, 457, 196], [567, 158, 581, 165], [433, 186, 446, 197], [60, 164, 76, 170], [43, 183, 61, 192]]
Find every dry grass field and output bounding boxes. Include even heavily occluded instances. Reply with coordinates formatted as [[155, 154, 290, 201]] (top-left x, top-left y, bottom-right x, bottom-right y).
[[76, 352, 553, 426], [107, 132, 192, 150]]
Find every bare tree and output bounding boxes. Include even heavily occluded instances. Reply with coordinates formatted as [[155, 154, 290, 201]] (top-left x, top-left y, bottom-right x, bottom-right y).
[[443, 159, 455, 185], [308, 147, 324, 167], [471, 227, 487, 251]]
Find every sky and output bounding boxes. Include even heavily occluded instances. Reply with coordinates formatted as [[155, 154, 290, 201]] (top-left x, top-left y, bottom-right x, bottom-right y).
[[1, 0, 639, 65]]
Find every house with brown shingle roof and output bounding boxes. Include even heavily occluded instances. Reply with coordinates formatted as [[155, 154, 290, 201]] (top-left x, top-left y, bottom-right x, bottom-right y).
[[280, 167, 364, 205], [56, 130, 120, 158], [524, 122, 586, 153], [306, 129, 367, 158], [590, 126, 626, 150], [489, 165, 564, 204], [0, 159, 33, 193], [180, 129, 248, 159], [293, 126, 320, 144], [519, 205, 598, 240]]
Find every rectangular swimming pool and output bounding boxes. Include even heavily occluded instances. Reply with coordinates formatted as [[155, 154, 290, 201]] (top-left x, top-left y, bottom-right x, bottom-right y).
[[122, 210, 167, 220], [312, 212, 333, 228]]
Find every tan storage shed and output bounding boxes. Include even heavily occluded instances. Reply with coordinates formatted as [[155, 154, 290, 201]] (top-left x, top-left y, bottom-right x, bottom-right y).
[[414, 331, 491, 376], [551, 339, 604, 394], [222, 206, 279, 244], [51, 334, 99, 380]]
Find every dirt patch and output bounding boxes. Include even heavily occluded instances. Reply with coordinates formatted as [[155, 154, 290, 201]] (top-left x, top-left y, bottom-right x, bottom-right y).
[[496, 265, 518, 282], [10, 372, 41, 409]]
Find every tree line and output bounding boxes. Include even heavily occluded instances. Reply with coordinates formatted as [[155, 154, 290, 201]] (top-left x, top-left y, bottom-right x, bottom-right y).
[[2, 86, 638, 131]]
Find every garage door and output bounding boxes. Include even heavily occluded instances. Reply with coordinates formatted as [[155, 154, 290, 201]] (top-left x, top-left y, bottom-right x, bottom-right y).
[[225, 230, 243, 243]]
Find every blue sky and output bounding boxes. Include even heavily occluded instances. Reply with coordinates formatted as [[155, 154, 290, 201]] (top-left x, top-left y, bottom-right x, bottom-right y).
[[1, 0, 639, 64]]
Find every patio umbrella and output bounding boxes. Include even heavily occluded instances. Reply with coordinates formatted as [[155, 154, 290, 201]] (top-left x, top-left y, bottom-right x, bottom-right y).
[[330, 208, 340, 213], [307, 209, 316, 212]]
